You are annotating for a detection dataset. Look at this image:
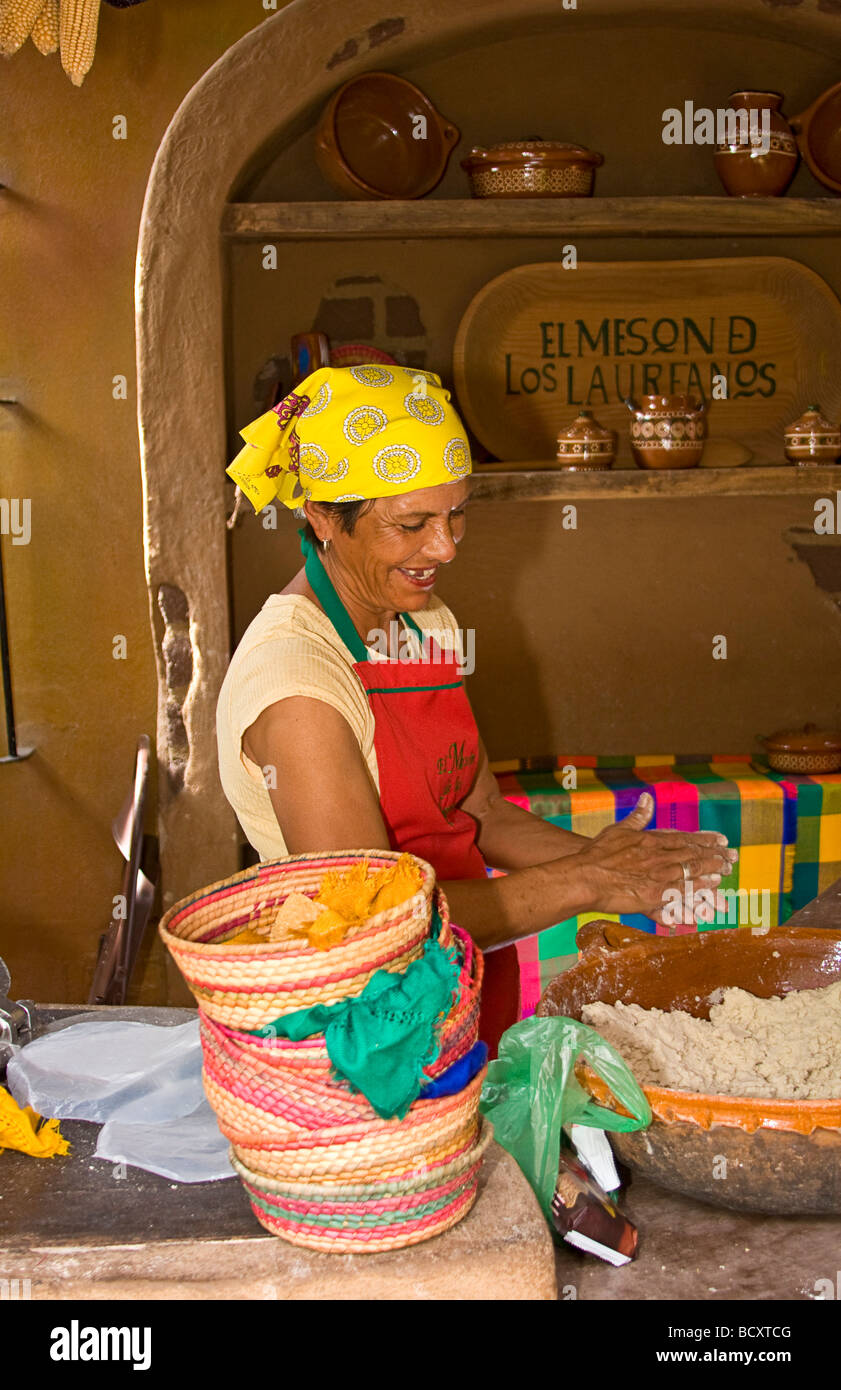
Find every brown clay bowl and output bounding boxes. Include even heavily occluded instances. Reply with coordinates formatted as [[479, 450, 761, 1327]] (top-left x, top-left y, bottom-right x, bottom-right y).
[[537, 920, 841, 1215], [315, 72, 460, 200], [791, 82, 841, 193]]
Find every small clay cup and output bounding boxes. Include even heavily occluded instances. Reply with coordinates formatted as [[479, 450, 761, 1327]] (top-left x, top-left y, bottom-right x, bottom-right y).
[[627, 394, 707, 469]]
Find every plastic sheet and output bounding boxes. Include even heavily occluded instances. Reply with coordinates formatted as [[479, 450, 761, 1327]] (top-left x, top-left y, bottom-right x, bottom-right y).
[[94, 1098, 234, 1183], [7, 1019, 205, 1123], [479, 1015, 652, 1222], [6, 1017, 236, 1181]]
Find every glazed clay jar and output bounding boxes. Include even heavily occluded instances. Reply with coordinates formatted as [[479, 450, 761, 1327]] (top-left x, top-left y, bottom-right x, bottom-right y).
[[713, 91, 798, 197], [556, 409, 617, 470], [627, 394, 707, 469], [783, 404, 841, 466]]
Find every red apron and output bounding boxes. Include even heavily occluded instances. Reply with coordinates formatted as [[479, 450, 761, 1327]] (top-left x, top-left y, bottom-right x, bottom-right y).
[[302, 533, 520, 1058]]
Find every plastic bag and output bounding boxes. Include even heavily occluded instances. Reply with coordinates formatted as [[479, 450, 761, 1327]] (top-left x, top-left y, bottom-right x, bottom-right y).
[[6, 1019, 204, 1124], [94, 1098, 234, 1183], [479, 1015, 652, 1222]]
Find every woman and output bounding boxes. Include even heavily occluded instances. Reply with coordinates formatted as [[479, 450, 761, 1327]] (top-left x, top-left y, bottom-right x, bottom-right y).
[[218, 365, 736, 1057]]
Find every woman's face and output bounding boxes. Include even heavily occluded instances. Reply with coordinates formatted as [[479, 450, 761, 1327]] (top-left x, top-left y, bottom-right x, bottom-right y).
[[310, 480, 471, 615]]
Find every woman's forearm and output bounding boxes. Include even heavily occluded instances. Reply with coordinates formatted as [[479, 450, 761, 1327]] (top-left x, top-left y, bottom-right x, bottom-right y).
[[474, 796, 588, 871], [441, 852, 597, 951]]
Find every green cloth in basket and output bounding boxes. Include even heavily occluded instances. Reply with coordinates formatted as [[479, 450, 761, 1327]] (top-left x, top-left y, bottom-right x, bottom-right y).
[[248, 934, 461, 1120]]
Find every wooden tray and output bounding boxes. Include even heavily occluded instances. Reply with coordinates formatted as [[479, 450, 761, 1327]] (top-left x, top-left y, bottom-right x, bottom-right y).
[[453, 257, 841, 466]]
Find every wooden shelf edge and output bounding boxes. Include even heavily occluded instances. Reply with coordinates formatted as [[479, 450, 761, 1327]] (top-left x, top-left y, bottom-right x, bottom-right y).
[[222, 197, 841, 241], [469, 465, 841, 501]]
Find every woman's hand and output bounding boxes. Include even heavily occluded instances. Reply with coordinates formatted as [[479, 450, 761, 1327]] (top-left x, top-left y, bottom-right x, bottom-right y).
[[577, 792, 738, 926]]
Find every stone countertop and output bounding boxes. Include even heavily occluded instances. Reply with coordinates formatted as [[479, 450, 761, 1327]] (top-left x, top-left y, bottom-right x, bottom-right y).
[[782, 874, 841, 931], [0, 1003, 556, 1300], [7, 881, 841, 1305], [553, 1173, 840, 1301]]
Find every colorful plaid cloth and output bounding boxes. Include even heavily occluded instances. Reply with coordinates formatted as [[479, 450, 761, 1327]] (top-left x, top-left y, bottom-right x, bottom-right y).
[[491, 755, 841, 1018]]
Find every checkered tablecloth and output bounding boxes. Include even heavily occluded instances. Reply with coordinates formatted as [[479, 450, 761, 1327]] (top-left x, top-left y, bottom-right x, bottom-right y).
[[491, 755, 841, 1017]]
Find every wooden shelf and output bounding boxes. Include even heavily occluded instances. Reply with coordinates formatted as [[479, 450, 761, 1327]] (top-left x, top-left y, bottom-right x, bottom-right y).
[[469, 465, 841, 502], [222, 197, 841, 242]]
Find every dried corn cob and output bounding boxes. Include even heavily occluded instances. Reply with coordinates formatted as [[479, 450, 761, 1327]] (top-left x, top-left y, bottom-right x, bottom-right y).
[[30, 0, 58, 53], [59, 0, 100, 86], [0, 0, 46, 56]]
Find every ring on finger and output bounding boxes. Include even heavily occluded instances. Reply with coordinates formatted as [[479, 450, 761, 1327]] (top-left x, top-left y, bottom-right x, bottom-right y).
[[681, 860, 691, 883]]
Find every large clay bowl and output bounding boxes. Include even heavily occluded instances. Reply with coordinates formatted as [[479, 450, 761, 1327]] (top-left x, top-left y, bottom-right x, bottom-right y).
[[792, 81, 841, 194], [537, 921, 841, 1215], [315, 72, 459, 200]]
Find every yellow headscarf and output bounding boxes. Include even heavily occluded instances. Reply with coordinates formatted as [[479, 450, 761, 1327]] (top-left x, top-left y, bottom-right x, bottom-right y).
[[226, 365, 472, 513]]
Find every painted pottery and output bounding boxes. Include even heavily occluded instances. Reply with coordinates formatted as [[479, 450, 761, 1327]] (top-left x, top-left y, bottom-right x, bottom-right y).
[[555, 409, 616, 470], [315, 72, 459, 200], [713, 91, 798, 197], [791, 81, 841, 193], [783, 403, 841, 466], [461, 140, 603, 198], [626, 394, 707, 469], [537, 920, 841, 1216], [762, 723, 841, 773]]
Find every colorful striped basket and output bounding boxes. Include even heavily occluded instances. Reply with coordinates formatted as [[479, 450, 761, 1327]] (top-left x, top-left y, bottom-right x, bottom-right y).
[[229, 1115, 494, 1253], [160, 851, 490, 1253], [158, 849, 436, 1030], [200, 910, 482, 1096]]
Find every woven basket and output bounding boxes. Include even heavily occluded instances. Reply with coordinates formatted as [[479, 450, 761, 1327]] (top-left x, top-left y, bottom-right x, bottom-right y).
[[201, 911, 482, 1088], [229, 1116, 493, 1253], [224, 1068, 487, 1180], [159, 849, 436, 1029]]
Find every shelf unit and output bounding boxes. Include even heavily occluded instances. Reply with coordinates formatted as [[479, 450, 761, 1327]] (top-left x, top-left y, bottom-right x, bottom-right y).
[[469, 465, 841, 502], [222, 197, 841, 241], [223, 196, 841, 500]]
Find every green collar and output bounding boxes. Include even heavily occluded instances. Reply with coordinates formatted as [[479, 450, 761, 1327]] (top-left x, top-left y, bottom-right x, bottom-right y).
[[299, 528, 423, 662]]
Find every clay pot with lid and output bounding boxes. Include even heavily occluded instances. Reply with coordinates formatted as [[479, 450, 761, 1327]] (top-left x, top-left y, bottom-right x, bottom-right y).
[[783, 404, 841, 466], [626, 394, 707, 469], [556, 409, 616, 470], [761, 724, 841, 773], [713, 91, 798, 197], [461, 139, 603, 198]]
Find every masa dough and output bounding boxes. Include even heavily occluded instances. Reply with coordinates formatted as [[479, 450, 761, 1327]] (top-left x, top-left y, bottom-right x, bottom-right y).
[[582, 980, 841, 1099]]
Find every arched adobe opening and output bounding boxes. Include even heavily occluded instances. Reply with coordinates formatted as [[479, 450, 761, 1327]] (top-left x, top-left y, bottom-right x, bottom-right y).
[[136, 0, 841, 912]]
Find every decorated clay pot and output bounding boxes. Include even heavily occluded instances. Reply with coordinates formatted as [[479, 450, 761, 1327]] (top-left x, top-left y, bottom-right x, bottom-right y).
[[555, 409, 616, 470], [783, 404, 841, 466], [461, 140, 603, 199], [626, 395, 707, 469], [762, 724, 841, 774], [713, 91, 798, 197]]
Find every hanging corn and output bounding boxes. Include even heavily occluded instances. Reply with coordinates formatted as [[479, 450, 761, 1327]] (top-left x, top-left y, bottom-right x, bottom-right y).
[[0, 0, 147, 85], [0, 0, 46, 56], [59, 0, 100, 86], [30, 0, 58, 54]]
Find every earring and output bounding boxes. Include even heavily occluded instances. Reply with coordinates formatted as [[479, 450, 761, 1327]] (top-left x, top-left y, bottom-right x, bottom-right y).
[[322, 539, 329, 552]]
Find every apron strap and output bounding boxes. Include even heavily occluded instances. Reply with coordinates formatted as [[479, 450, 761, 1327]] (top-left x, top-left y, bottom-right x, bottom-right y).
[[299, 528, 425, 658]]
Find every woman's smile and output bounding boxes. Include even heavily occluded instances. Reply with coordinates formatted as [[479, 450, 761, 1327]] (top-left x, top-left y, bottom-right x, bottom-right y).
[[395, 564, 438, 591]]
